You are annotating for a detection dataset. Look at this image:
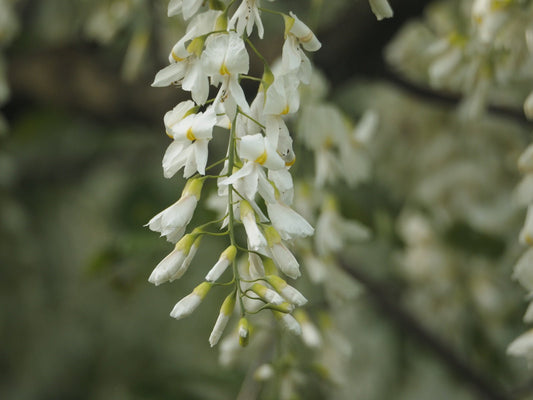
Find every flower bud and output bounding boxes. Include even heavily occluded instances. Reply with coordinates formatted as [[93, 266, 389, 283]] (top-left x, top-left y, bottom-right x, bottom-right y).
[[238, 317, 250, 347], [273, 311, 301, 335], [170, 281, 212, 320], [250, 283, 285, 305], [205, 245, 237, 281], [209, 292, 236, 347], [265, 275, 307, 306], [148, 233, 197, 285], [369, 0, 394, 21]]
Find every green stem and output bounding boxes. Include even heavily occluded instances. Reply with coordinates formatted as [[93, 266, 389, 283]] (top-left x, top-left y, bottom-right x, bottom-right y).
[[228, 111, 246, 317], [237, 108, 266, 129], [244, 37, 270, 69]]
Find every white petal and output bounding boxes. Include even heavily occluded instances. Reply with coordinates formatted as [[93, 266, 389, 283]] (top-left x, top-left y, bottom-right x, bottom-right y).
[[508, 329, 533, 357], [279, 313, 301, 335], [513, 248, 533, 292], [170, 293, 202, 319], [149, 248, 186, 285], [168, 0, 183, 16], [369, 0, 394, 20], [193, 140, 209, 175], [520, 205, 533, 246], [267, 202, 314, 240], [280, 285, 307, 306], [209, 313, 230, 347], [242, 213, 267, 250], [152, 63, 186, 87], [162, 141, 188, 178], [271, 243, 300, 279], [205, 258, 231, 282]]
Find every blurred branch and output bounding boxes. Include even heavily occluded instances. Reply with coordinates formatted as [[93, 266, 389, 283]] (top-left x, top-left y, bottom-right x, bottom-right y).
[[382, 68, 533, 128], [6, 45, 180, 125], [339, 258, 513, 400]]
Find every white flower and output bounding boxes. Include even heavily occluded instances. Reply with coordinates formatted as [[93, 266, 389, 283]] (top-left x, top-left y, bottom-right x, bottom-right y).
[[264, 73, 300, 116], [248, 252, 266, 279], [202, 32, 250, 117], [239, 133, 285, 171], [205, 245, 237, 282], [268, 169, 294, 204], [169, 236, 201, 282], [471, 0, 509, 43], [280, 12, 321, 83], [240, 200, 267, 250], [153, 57, 210, 104], [266, 200, 314, 241], [303, 252, 328, 283], [219, 134, 285, 206], [163, 106, 217, 178], [168, 0, 203, 20], [273, 311, 301, 335], [238, 317, 250, 347], [315, 196, 370, 255], [209, 292, 236, 347], [512, 248, 533, 292], [514, 173, 533, 207], [148, 234, 196, 285], [168, 10, 221, 61], [428, 45, 462, 87], [264, 226, 301, 279], [163, 100, 196, 133], [369, 0, 393, 21], [519, 205, 533, 246], [202, 32, 249, 77], [250, 283, 286, 305], [265, 275, 307, 306], [524, 91, 533, 120], [294, 310, 322, 348], [170, 282, 211, 319], [287, 12, 321, 52], [229, 0, 264, 39], [507, 329, 533, 360], [281, 37, 312, 84], [254, 364, 275, 381], [518, 143, 533, 174], [146, 178, 203, 242]]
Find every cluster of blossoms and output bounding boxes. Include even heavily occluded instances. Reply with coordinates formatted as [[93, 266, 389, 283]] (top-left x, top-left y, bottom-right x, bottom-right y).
[[147, 0, 322, 348], [382, 0, 533, 363], [509, 148, 533, 362], [510, 107, 533, 362], [209, 71, 378, 396], [387, 0, 533, 120]]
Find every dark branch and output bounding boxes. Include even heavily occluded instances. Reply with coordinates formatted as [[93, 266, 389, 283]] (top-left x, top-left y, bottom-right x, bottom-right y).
[[339, 258, 512, 400]]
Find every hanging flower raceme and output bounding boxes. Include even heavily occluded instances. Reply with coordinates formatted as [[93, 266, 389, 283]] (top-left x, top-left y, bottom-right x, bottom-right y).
[[147, 0, 322, 350]]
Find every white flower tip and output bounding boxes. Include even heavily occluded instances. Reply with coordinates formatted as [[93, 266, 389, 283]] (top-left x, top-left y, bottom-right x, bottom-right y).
[[370, 0, 394, 20]]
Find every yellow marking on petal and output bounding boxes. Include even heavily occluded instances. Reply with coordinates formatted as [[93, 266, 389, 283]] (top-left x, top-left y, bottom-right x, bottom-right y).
[[186, 127, 196, 141], [299, 32, 313, 43], [255, 151, 268, 165], [171, 51, 184, 62], [281, 105, 290, 115], [165, 130, 173, 139], [526, 235, 533, 246], [219, 63, 230, 76], [285, 157, 296, 167]]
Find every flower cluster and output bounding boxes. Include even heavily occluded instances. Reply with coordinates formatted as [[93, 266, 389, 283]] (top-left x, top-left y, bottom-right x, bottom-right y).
[[510, 138, 533, 363], [386, 0, 533, 120], [148, 0, 321, 347]]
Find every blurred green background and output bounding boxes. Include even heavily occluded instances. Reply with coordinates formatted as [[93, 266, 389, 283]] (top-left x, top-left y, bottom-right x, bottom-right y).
[[2, 1, 533, 399]]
